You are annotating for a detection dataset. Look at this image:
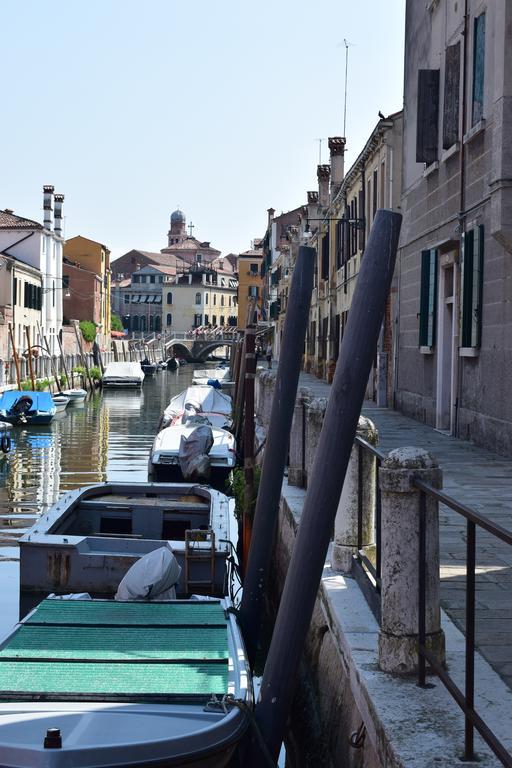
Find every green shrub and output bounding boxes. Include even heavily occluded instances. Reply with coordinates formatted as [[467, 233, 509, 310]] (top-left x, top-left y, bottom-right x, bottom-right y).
[[60, 373, 67, 387], [20, 380, 32, 391], [89, 366, 102, 382], [72, 365, 86, 376], [35, 378, 50, 391], [79, 320, 96, 343], [111, 313, 123, 332], [230, 465, 262, 521]]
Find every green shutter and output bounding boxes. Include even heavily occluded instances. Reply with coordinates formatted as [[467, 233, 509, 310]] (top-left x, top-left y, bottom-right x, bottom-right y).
[[461, 227, 484, 347], [419, 249, 437, 347]]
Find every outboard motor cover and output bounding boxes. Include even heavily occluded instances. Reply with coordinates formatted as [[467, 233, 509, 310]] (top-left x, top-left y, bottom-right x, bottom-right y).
[[178, 425, 214, 481], [115, 545, 182, 601]]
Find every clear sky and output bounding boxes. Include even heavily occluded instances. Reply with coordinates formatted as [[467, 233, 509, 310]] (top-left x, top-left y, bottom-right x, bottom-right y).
[[0, 0, 405, 261]]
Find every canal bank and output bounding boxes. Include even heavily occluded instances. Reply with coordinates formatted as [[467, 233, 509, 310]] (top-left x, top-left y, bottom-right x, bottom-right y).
[[255, 368, 512, 768]]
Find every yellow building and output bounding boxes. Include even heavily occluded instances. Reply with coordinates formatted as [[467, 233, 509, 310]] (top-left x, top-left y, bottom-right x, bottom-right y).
[[237, 246, 263, 328], [64, 235, 111, 341]]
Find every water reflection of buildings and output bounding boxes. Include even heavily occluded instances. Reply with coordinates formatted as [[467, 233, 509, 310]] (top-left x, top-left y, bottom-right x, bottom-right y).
[[6, 428, 62, 514], [57, 397, 110, 489]]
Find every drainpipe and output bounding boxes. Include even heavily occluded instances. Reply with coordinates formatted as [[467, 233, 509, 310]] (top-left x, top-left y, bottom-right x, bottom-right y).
[[454, 0, 469, 437]]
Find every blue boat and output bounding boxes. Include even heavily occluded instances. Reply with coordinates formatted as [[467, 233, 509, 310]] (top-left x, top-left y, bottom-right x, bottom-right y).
[[0, 391, 56, 425]]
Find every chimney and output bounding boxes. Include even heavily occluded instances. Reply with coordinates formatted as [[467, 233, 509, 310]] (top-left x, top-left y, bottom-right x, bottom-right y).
[[328, 137, 346, 198], [267, 207, 275, 227], [54, 194, 65, 237], [317, 165, 330, 209], [43, 185, 54, 230], [306, 191, 319, 232]]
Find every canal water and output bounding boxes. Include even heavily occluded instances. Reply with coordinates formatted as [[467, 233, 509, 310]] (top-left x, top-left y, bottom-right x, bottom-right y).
[[0, 366, 198, 635]]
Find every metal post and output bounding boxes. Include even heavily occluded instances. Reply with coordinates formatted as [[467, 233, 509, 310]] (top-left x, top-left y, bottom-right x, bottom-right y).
[[248, 211, 401, 764], [239, 245, 315, 666], [243, 323, 256, 573]]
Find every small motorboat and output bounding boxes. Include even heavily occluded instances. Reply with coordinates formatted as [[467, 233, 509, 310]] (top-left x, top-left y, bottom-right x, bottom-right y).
[[19, 482, 232, 606], [140, 358, 157, 376], [0, 596, 252, 768], [0, 391, 56, 425], [192, 367, 232, 387], [166, 357, 179, 371], [161, 385, 232, 430], [51, 393, 70, 413], [149, 424, 236, 490], [62, 388, 87, 404], [103, 362, 144, 388]]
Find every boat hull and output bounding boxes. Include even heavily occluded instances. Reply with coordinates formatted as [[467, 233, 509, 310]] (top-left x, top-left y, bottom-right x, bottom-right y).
[[19, 482, 231, 612], [148, 461, 232, 493]]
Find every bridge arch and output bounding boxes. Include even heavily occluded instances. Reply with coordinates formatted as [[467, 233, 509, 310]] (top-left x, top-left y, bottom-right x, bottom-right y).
[[193, 341, 232, 363], [164, 341, 193, 361]]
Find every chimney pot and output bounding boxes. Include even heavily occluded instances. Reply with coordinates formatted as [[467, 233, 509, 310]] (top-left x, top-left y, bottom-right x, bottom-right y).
[[54, 194, 65, 237], [317, 165, 331, 208], [328, 137, 346, 198], [43, 185, 55, 230]]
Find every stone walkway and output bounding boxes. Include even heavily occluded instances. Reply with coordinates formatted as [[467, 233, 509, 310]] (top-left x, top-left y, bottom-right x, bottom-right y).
[[295, 369, 512, 690]]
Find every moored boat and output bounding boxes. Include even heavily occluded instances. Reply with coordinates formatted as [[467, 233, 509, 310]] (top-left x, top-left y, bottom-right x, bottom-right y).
[[192, 368, 230, 386], [140, 359, 157, 376], [0, 391, 56, 425], [103, 362, 144, 388], [148, 424, 236, 490], [0, 596, 252, 768], [19, 482, 231, 609], [62, 388, 87, 404], [52, 393, 70, 412], [161, 385, 232, 430]]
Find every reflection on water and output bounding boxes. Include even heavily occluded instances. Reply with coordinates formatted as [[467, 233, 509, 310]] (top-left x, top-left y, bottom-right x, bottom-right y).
[[0, 367, 196, 631]]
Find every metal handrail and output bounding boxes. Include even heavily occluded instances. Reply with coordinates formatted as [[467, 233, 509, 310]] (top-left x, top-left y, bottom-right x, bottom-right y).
[[415, 478, 512, 766]]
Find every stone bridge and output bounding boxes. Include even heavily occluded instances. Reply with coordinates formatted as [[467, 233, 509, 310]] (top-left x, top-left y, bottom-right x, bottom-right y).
[[145, 332, 237, 362]]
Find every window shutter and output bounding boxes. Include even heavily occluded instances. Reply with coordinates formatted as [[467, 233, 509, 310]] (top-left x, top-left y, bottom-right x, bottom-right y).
[[461, 227, 484, 347], [419, 249, 438, 347], [321, 228, 329, 280], [443, 42, 460, 149], [472, 14, 486, 125], [416, 69, 440, 164]]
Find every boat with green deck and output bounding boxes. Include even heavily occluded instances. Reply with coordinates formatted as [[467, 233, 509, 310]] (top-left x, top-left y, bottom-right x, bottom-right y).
[[0, 597, 252, 767]]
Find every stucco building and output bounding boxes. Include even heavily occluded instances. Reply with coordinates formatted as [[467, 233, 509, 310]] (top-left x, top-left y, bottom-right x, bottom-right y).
[[162, 263, 238, 333], [0, 187, 65, 355], [237, 243, 263, 329], [64, 236, 111, 341], [396, 0, 512, 453]]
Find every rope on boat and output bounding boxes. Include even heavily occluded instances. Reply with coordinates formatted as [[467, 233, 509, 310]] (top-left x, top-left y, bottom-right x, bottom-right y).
[[206, 695, 277, 767]]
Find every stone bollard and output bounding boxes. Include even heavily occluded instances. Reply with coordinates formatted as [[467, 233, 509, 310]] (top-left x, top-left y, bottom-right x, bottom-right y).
[[288, 388, 311, 488], [332, 416, 378, 572], [303, 397, 328, 487], [378, 447, 445, 674]]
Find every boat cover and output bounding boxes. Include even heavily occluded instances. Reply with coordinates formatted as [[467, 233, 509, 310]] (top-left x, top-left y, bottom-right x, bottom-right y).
[[179, 425, 214, 481], [163, 386, 232, 426], [0, 599, 229, 697], [115, 546, 182, 601], [103, 362, 144, 383]]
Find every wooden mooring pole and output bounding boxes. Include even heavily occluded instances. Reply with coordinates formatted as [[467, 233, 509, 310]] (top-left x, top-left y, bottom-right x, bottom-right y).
[[24, 328, 36, 390], [239, 245, 315, 666], [8, 324, 21, 390], [242, 321, 256, 573], [247, 210, 402, 765]]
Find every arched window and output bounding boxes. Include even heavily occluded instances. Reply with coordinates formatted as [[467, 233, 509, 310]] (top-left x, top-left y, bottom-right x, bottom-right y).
[[140, 316, 147, 332], [195, 292, 201, 305], [167, 291, 173, 304], [155, 316, 161, 332], [167, 313, 172, 326], [221, 295, 224, 306], [133, 316, 139, 331]]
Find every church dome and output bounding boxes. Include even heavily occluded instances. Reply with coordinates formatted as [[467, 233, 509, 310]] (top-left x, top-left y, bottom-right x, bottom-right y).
[[171, 209, 185, 224]]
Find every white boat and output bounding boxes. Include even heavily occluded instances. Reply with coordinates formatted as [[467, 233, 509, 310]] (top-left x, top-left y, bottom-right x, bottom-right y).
[[103, 362, 144, 388], [19, 482, 231, 608], [62, 388, 87, 404], [149, 425, 236, 490], [52, 393, 70, 412], [162, 386, 232, 430], [192, 368, 230, 387], [0, 596, 252, 768]]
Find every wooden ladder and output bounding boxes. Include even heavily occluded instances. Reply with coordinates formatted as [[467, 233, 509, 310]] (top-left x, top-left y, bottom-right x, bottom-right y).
[[184, 529, 216, 596]]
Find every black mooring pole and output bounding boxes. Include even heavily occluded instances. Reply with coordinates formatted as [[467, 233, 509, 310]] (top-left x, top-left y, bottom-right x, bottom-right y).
[[240, 245, 315, 666], [248, 210, 402, 765]]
